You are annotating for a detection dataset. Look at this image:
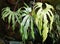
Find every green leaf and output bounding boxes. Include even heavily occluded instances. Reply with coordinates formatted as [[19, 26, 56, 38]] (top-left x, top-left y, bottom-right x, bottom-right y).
[[31, 17, 35, 39], [21, 14, 27, 17], [8, 13, 12, 24], [24, 3, 29, 8], [20, 15, 30, 40], [1, 7, 22, 31], [15, 13, 20, 24], [2, 11, 9, 20], [24, 17, 30, 39], [12, 14, 15, 31], [21, 15, 29, 26]]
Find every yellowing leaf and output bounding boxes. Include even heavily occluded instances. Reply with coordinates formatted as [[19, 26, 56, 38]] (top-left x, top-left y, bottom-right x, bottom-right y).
[[33, 2, 54, 42]]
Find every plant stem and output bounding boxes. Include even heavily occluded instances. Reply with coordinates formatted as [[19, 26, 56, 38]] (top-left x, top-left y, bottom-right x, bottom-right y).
[[13, 0, 18, 11]]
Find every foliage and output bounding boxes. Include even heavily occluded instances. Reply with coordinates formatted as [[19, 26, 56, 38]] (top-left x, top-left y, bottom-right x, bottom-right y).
[[1, 2, 54, 42], [2, 7, 21, 30], [20, 4, 35, 40], [49, 11, 60, 44], [32, 2, 54, 42]]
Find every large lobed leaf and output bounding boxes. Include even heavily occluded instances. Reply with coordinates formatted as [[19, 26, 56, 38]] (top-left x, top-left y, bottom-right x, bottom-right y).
[[1, 7, 21, 31], [33, 2, 54, 42]]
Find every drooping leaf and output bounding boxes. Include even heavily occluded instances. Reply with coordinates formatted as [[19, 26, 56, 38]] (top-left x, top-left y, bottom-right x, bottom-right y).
[[8, 13, 12, 24], [12, 13, 15, 31], [1, 7, 22, 31], [33, 2, 54, 42], [21, 15, 29, 26], [42, 15, 48, 42], [24, 17, 30, 39], [31, 17, 35, 39]]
